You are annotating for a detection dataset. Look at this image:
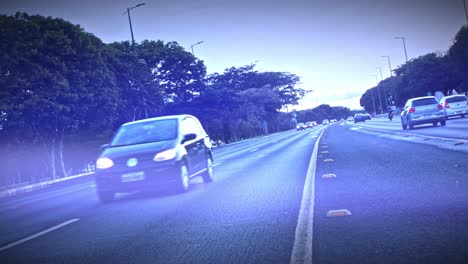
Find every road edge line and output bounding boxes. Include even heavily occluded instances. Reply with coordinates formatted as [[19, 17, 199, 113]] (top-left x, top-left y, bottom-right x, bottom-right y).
[[0, 172, 94, 199], [0, 218, 80, 252], [290, 127, 325, 264]]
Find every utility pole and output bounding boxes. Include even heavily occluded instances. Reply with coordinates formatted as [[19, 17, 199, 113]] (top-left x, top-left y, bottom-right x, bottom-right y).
[[123, 3, 145, 49]]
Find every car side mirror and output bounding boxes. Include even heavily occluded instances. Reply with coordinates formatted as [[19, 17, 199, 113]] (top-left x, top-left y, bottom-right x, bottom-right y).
[[100, 143, 110, 149], [182, 133, 197, 144]]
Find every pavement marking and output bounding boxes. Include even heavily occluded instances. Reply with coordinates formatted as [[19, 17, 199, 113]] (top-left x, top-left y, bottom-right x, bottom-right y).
[[323, 159, 334, 162], [213, 163, 222, 167], [249, 148, 259, 152], [321, 145, 328, 148], [290, 127, 325, 264], [0, 218, 80, 252], [320, 150, 329, 154], [326, 209, 352, 217], [321, 173, 336, 179], [257, 154, 265, 158]]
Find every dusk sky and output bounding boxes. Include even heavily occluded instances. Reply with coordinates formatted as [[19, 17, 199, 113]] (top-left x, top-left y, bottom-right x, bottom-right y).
[[1, 0, 466, 110]]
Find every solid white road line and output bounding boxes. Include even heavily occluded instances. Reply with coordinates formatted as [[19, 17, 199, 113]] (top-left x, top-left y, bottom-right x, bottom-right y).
[[213, 163, 221, 167], [249, 148, 259, 152], [290, 128, 325, 264], [0, 218, 80, 252]]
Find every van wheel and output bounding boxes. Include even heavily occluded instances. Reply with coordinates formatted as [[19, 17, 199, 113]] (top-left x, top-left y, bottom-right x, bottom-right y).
[[202, 156, 214, 183]]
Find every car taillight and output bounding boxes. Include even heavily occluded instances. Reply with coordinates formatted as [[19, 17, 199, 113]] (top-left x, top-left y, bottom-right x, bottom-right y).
[[444, 102, 450, 109], [438, 104, 443, 110], [409, 107, 415, 113]]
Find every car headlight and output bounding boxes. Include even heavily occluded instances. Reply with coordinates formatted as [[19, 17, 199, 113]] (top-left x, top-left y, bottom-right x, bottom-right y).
[[96, 157, 114, 169], [153, 148, 177, 161]]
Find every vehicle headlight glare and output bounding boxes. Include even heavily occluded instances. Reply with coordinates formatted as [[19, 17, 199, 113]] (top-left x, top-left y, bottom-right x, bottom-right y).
[[153, 148, 177, 161], [96, 157, 114, 169]]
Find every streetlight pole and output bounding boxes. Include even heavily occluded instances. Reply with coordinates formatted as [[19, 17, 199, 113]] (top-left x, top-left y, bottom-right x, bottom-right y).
[[381, 56, 392, 77], [370, 74, 383, 114], [464, 0, 468, 24], [190, 41, 204, 56], [394, 37, 408, 63], [123, 3, 145, 48]]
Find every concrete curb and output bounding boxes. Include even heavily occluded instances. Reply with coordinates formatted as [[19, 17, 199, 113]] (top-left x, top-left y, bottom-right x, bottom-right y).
[[0, 172, 95, 199]]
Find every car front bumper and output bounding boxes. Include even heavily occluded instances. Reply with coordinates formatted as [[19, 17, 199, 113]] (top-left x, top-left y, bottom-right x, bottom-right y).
[[95, 161, 180, 192]]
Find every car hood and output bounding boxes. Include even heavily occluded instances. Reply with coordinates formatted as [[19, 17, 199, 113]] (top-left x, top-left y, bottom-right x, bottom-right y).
[[100, 140, 177, 160]]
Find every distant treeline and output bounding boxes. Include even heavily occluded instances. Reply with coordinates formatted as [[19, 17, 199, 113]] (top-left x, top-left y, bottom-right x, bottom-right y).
[[0, 13, 343, 186], [360, 25, 468, 113]]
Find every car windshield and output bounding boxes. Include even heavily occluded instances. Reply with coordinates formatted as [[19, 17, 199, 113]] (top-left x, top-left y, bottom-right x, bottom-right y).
[[447, 96, 467, 103], [412, 98, 438, 106], [111, 119, 178, 146]]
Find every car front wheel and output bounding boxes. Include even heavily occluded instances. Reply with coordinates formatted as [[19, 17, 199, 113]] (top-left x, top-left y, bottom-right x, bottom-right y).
[[97, 188, 114, 203], [176, 163, 190, 193]]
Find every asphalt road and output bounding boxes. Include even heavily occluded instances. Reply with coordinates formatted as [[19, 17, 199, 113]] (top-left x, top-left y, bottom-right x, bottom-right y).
[[313, 123, 468, 264], [1, 122, 467, 264], [350, 116, 468, 140], [0, 127, 323, 264]]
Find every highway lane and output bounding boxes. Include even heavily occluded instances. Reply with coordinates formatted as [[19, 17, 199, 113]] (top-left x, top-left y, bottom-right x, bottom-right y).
[[347, 116, 468, 140], [0, 126, 323, 264], [313, 123, 468, 264]]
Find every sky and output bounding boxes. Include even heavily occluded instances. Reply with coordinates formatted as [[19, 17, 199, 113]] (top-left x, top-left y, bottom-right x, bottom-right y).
[[1, 0, 466, 110]]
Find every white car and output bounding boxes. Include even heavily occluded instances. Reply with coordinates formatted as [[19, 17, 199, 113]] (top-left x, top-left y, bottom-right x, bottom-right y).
[[439, 95, 468, 119], [322, 119, 330, 126]]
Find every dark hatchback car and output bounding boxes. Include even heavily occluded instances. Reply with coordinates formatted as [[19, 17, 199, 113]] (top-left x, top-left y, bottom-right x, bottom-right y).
[[354, 114, 366, 123], [95, 115, 214, 203]]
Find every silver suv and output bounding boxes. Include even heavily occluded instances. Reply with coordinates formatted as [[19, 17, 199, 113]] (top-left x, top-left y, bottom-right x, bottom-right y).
[[400, 96, 446, 130], [439, 94, 468, 119]]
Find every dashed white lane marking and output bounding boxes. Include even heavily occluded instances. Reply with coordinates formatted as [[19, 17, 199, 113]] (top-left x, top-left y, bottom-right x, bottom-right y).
[[257, 154, 265, 158], [249, 148, 259, 152], [0, 218, 80, 252], [213, 163, 221, 167], [290, 128, 325, 264]]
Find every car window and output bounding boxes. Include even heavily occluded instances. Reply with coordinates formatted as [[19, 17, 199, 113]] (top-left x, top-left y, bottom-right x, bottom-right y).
[[447, 96, 467, 103], [111, 119, 178, 146], [181, 117, 202, 136], [412, 98, 438, 106]]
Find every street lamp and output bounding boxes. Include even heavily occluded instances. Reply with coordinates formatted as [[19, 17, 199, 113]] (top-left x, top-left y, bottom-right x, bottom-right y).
[[394, 37, 408, 63], [123, 3, 145, 48], [376, 67, 384, 81], [381, 56, 392, 77], [190, 41, 204, 56]]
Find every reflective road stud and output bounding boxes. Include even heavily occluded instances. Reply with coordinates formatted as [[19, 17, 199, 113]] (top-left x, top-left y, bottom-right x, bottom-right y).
[[326, 209, 352, 217], [321, 174, 336, 179]]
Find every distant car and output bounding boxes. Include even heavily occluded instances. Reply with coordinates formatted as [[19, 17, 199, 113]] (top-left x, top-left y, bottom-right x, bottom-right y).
[[347, 116, 354, 121], [439, 94, 468, 119], [363, 113, 371, 120], [400, 96, 446, 130], [312, 121, 318, 126], [95, 115, 214, 203], [306, 122, 314, 128], [322, 119, 329, 126], [354, 114, 366, 123], [296, 122, 307, 131], [330, 119, 337, 123]]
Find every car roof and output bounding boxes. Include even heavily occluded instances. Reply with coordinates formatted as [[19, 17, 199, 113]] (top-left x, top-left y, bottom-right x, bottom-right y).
[[122, 114, 195, 127]]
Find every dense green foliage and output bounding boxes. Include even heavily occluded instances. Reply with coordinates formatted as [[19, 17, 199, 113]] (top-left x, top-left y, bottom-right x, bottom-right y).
[[0, 13, 309, 186], [360, 25, 468, 113]]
